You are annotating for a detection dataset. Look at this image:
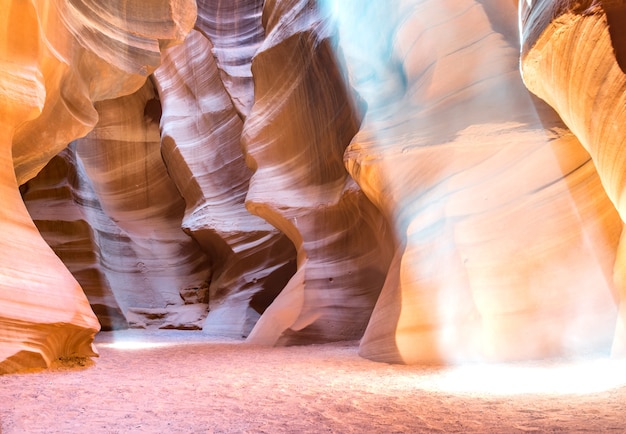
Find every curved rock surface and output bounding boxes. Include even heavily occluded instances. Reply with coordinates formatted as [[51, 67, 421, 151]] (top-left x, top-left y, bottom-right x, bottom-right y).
[[520, 0, 626, 355], [12, 0, 197, 185], [154, 29, 296, 338], [21, 151, 128, 332], [69, 79, 211, 329], [243, 0, 394, 345], [1, 0, 195, 373], [334, 0, 622, 363], [195, 0, 265, 117]]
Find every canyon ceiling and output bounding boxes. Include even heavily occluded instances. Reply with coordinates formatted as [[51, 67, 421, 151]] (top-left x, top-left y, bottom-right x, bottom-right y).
[[1, 0, 625, 373]]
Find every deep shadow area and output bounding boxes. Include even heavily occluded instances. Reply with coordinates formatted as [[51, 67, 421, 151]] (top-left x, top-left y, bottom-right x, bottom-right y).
[[249, 258, 297, 315], [604, 3, 626, 73]]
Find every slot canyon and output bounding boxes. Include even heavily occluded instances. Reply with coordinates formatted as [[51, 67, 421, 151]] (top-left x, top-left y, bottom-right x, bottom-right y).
[[1, 0, 626, 432]]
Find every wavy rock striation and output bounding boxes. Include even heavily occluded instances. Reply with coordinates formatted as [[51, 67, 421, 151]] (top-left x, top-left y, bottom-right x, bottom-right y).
[[243, 0, 394, 345], [154, 29, 296, 338], [1, 0, 195, 373], [21, 151, 128, 332], [520, 0, 626, 355], [73, 79, 212, 323], [24, 81, 213, 333], [12, 0, 197, 185], [334, 0, 622, 363], [4, 0, 626, 372], [195, 0, 265, 118]]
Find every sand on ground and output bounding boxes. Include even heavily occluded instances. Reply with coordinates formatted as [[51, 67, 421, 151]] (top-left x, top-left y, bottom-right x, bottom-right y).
[[1, 329, 626, 433]]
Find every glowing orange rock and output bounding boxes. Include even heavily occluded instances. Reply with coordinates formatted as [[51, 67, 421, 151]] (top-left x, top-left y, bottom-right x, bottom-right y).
[[520, 0, 626, 355], [333, 0, 621, 363], [0, 1, 98, 374], [0, 0, 196, 373], [4, 0, 626, 372]]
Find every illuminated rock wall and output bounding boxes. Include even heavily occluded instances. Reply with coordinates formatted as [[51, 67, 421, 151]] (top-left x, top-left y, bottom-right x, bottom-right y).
[[21, 150, 129, 332], [335, 0, 622, 363], [242, 0, 394, 345], [520, 0, 626, 355], [3, 0, 626, 372], [0, 0, 196, 373]]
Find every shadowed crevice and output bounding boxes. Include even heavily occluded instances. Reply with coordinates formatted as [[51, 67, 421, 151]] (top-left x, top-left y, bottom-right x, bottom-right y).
[[604, 3, 626, 73]]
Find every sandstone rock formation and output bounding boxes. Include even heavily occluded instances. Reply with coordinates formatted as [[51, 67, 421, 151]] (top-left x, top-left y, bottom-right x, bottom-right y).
[[520, 0, 626, 354], [242, 0, 394, 345], [3, 0, 626, 373], [21, 151, 129, 332], [334, 0, 622, 363], [0, 0, 196, 373], [154, 28, 297, 338], [195, 0, 265, 118]]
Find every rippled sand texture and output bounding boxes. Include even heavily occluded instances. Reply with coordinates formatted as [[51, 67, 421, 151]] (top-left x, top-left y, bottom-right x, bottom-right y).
[[2, 330, 626, 433]]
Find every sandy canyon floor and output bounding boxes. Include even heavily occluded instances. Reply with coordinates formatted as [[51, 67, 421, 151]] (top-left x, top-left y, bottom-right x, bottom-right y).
[[1, 329, 626, 433]]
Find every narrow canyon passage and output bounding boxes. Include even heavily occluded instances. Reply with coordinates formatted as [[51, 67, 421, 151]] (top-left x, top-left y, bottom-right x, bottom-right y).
[[3, 13, 626, 434]]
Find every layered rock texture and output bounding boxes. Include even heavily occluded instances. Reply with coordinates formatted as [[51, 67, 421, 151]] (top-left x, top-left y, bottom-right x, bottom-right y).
[[0, 0, 196, 373], [519, 0, 626, 355], [336, 0, 624, 364], [2, 0, 626, 372]]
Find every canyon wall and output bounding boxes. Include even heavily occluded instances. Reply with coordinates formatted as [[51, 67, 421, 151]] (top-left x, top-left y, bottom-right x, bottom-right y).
[[2, 0, 625, 372], [335, 0, 622, 363], [0, 0, 197, 373], [520, 0, 626, 355]]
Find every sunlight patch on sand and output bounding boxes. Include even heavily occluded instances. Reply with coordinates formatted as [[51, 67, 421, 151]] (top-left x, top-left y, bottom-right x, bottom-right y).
[[409, 357, 626, 395], [96, 340, 174, 350]]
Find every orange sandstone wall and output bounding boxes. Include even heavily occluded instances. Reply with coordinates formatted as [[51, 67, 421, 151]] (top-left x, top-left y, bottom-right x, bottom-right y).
[[520, 0, 626, 355], [0, 0, 196, 373], [335, 0, 622, 363]]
